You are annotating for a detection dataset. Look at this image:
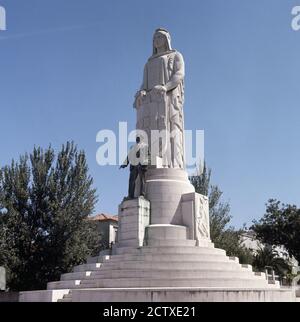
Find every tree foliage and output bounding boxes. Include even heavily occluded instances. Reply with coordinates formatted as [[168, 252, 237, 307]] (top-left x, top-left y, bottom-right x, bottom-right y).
[[251, 199, 300, 264], [190, 163, 253, 264], [0, 142, 101, 291], [252, 246, 293, 281]]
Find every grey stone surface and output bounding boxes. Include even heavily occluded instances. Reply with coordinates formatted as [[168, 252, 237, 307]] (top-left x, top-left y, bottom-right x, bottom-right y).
[[117, 197, 150, 247], [19, 290, 69, 303], [62, 288, 296, 302], [0, 267, 5, 291], [20, 236, 296, 301], [182, 192, 210, 243], [0, 292, 19, 303], [134, 28, 185, 168], [145, 168, 195, 225], [145, 224, 188, 242]]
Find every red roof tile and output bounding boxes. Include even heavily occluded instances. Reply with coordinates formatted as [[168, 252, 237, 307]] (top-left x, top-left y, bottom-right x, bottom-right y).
[[88, 213, 118, 222]]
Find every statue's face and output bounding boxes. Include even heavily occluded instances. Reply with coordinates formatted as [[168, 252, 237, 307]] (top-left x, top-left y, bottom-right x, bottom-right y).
[[153, 32, 167, 50]]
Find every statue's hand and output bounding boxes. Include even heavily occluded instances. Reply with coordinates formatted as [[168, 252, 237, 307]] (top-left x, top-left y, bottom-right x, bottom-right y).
[[135, 90, 146, 99], [134, 90, 146, 108], [153, 85, 167, 95]]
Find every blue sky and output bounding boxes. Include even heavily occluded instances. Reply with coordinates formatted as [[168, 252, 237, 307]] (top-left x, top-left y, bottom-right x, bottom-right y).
[[0, 0, 299, 227]]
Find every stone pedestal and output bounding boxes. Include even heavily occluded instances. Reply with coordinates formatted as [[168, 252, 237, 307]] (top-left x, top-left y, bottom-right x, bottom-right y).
[[182, 192, 210, 245], [145, 168, 210, 248], [145, 168, 195, 225], [117, 197, 150, 248], [18, 167, 297, 302], [144, 224, 188, 247]]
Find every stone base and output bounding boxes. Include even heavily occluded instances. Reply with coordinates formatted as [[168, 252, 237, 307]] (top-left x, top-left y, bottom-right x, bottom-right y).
[[58, 287, 296, 302], [19, 232, 296, 302], [20, 287, 296, 303], [117, 197, 150, 248], [145, 168, 195, 225], [17, 169, 298, 302], [19, 289, 69, 302], [0, 292, 19, 303], [19, 222, 297, 302]]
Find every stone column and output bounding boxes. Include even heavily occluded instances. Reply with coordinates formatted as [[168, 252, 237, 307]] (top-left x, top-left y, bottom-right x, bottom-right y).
[[145, 168, 195, 225]]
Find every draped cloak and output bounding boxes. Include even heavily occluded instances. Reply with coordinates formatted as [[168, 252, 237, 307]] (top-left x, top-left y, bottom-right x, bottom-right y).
[[139, 50, 185, 168]]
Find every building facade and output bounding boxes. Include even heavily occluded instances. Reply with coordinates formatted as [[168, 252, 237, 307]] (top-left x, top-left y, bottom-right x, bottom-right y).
[[88, 214, 118, 248]]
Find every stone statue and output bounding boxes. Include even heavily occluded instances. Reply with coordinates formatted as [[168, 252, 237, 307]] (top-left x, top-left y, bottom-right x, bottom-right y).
[[120, 136, 149, 199], [134, 28, 185, 169], [195, 195, 210, 242]]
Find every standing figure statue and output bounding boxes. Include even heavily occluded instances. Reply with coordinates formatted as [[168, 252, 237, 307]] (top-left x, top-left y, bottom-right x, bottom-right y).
[[120, 136, 149, 199], [134, 28, 185, 169]]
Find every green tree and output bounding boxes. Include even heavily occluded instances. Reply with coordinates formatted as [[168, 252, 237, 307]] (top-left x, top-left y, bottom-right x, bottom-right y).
[[190, 163, 253, 264], [0, 142, 101, 291], [251, 199, 300, 264], [252, 246, 292, 281]]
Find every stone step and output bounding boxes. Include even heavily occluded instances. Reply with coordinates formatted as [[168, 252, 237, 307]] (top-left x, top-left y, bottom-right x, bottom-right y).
[[59, 267, 265, 282], [91, 269, 265, 280], [115, 245, 221, 256], [73, 263, 102, 273], [114, 246, 226, 256], [118, 238, 212, 248], [107, 253, 232, 264], [57, 292, 73, 302], [58, 298, 72, 302], [64, 294, 73, 299], [86, 255, 110, 264], [100, 260, 244, 271], [254, 272, 267, 279], [61, 271, 92, 281], [145, 239, 197, 247], [78, 277, 275, 289], [109, 253, 238, 262], [64, 287, 295, 302], [65, 261, 254, 280], [240, 264, 253, 271], [48, 276, 275, 290], [47, 280, 81, 290], [106, 254, 239, 267]]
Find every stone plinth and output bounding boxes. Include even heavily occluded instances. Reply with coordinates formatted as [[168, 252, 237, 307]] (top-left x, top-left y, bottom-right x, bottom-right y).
[[19, 289, 69, 302], [182, 192, 210, 244], [117, 197, 150, 248], [18, 169, 297, 303], [144, 224, 188, 247], [17, 168, 297, 303], [59, 288, 296, 302], [20, 238, 297, 302], [145, 168, 195, 225]]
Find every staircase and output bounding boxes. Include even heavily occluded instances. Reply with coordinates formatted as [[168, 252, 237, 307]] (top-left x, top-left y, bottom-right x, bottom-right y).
[[48, 240, 294, 302]]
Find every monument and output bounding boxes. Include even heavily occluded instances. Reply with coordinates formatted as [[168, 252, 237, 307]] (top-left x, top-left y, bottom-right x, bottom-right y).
[[20, 29, 296, 302]]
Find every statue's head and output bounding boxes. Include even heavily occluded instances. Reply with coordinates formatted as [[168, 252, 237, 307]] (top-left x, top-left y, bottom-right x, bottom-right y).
[[153, 28, 172, 55]]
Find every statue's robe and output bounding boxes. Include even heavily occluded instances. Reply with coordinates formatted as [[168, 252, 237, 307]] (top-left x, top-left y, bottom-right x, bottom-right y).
[[138, 50, 185, 168]]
